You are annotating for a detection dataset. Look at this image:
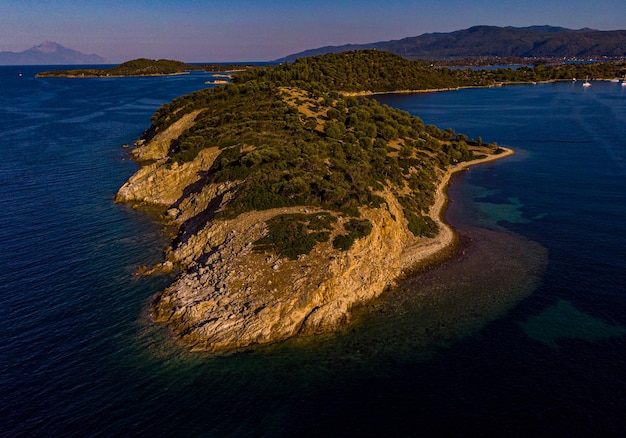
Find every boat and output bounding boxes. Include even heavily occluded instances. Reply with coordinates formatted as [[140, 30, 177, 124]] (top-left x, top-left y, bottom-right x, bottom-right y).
[[610, 78, 620, 83], [583, 77, 591, 87], [622, 76, 626, 87]]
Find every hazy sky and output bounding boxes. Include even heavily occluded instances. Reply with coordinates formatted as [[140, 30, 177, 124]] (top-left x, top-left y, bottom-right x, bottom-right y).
[[2, 0, 625, 62]]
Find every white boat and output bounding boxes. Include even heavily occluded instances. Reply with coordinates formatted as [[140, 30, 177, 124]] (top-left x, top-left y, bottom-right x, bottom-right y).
[[583, 77, 591, 87], [610, 78, 620, 83]]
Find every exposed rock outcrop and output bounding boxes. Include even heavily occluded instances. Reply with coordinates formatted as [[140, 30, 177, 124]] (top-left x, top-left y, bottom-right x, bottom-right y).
[[130, 111, 203, 163], [119, 138, 510, 353], [151, 189, 424, 352], [115, 111, 220, 207], [115, 146, 221, 206]]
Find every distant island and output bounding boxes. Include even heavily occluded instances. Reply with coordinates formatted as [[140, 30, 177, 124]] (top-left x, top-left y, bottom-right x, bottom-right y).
[[276, 25, 626, 62], [36, 58, 256, 78], [36, 58, 202, 78], [0, 41, 105, 65]]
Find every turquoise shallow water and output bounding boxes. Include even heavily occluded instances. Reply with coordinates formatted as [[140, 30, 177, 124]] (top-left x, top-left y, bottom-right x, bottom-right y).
[[1, 70, 625, 436]]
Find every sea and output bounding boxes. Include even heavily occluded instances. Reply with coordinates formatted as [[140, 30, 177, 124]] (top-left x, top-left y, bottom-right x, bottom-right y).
[[1, 66, 625, 437]]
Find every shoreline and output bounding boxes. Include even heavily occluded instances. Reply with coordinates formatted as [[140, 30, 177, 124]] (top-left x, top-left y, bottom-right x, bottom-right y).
[[141, 146, 515, 353], [35, 71, 192, 79], [125, 73, 517, 352], [339, 78, 604, 97], [342, 85, 504, 97], [399, 147, 515, 274]]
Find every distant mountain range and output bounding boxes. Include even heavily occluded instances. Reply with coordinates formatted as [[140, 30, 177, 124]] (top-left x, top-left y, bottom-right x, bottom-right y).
[[276, 25, 626, 62], [0, 41, 106, 65]]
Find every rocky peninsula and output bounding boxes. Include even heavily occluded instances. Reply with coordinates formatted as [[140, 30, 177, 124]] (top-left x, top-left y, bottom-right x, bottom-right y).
[[116, 50, 513, 352]]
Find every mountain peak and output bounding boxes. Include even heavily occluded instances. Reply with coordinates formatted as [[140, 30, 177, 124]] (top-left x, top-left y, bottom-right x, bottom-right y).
[[0, 41, 106, 65], [34, 40, 61, 53]]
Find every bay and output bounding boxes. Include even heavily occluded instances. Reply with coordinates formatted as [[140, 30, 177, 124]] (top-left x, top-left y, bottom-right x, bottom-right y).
[[1, 69, 625, 436]]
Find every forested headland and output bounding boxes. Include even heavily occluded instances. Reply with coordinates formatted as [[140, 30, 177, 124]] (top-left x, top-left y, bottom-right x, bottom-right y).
[[141, 51, 502, 253], [137, 50, 626, 259], [248, 50, 626, 92]]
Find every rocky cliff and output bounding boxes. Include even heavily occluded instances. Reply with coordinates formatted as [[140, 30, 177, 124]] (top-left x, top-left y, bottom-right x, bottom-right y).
[[118, 129, 433, 351], [119, 150, 452, 352], [118, 140, 508, 352], [151, 190, 432, 352]]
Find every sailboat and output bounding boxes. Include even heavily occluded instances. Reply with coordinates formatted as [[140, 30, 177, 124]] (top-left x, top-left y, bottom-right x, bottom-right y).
[[583, 76, 591, 87]]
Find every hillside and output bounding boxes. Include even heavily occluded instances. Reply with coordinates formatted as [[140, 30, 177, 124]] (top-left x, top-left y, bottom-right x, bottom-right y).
[[113, 50, 519, 352], [0, 41, 105, 65], [276, 25, 626, 62], [248, 50, 626, 93]]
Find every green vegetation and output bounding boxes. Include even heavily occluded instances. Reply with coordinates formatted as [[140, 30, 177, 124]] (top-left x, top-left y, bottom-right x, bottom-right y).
[[155, 81, 470, 228], [237, 50, 626, 92], [201, 63, 256, 72], [36, 59, 257, 78], [253, 213, 336, 260], [404, 209, 438, 238], [140, 50, 519, 258], [332, 219, 373, 251], [36, 58, 204, 78], [237, 50, 479, 92]]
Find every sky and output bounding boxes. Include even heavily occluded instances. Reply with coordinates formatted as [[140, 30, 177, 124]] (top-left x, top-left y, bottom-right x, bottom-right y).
[[1, 0, 625, 62]]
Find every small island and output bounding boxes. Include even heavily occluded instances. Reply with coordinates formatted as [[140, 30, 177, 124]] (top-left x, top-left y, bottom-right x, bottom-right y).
[[116, 50, 622, 353], [35, 58, 254, 78]]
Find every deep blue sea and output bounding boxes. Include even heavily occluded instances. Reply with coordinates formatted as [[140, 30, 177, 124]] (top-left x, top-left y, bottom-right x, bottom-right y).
[[1, 67, 625, 437]]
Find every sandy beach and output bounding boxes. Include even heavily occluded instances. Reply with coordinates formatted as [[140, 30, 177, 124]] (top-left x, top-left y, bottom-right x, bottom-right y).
[[400, 147, 515, 271], [341, 85, 506, 97]]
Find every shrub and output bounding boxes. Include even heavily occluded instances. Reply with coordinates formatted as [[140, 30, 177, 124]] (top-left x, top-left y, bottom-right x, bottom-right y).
[[332, 219, 373, 251], [253, 213, 337, 259], [404, 209, 439, 238]]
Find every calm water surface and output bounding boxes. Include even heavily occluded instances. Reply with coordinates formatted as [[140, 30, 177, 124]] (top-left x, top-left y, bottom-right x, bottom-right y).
[[1, 69, 625, 436]]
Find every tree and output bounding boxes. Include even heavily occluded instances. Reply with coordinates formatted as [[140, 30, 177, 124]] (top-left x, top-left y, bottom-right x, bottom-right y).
[[324, 121, 346, 139], [327, 108, 341, 120]]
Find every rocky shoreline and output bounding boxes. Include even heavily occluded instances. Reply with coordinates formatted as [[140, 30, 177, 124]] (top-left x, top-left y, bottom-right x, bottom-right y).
[[116, 111, 512, 352]]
